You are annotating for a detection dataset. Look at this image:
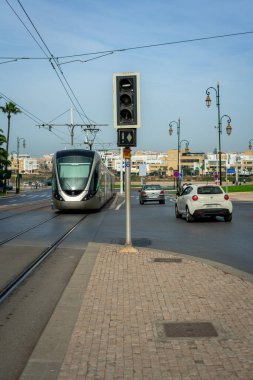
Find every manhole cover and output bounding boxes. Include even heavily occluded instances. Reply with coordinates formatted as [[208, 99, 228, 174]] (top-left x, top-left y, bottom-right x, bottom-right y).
[[154, 258, 182, 263], [162, 322, 218, 338], [111, 238, 151, 247]]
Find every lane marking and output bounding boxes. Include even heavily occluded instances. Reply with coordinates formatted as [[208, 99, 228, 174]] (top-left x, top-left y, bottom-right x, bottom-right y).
[[116, 200, 125, 210]]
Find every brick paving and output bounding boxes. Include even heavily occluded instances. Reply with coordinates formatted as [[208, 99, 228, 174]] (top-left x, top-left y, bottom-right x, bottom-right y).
[[57, 244, 253, 380]]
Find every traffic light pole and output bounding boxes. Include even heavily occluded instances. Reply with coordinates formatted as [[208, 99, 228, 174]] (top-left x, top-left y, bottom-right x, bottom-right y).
[[120, 149, 138, 254], [113, 72, 140, 254], [125, 158, 132, 246]]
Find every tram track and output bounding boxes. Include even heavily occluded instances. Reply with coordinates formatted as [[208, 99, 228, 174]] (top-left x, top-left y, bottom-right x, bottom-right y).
[[0, 201, 51, 220], [0, 214, 60, 245], [0, 214, 88, 304]]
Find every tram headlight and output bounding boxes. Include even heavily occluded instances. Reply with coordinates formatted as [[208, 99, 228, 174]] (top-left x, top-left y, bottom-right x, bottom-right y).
[[53, 191, 64, 201]]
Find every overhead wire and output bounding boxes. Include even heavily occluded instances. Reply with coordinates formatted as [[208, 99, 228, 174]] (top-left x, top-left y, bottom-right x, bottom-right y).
[[0, 91, 45, 124], [1, 30, 253, 63], [5, 0, 95, 124]]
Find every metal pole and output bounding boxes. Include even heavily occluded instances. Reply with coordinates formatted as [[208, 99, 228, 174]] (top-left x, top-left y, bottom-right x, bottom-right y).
[[120, 147, 124, 194], [120, 150, 138, 254], [16, 138, 20, 194], [216, 83, 222, 186], [125, 158, 131, 245], [177, 118, 180, 191], [226, 153, 228, 194], [70, 107, 74, 146]]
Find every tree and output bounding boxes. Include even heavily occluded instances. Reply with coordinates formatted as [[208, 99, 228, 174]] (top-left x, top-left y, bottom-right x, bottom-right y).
[[0, 129, 8, 168], [0, 129, 10, 188], [0, 102, 21, 156], [0, 103, 20, 192]]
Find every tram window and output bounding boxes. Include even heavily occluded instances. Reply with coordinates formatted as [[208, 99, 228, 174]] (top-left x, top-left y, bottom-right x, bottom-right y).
[[59, 163, 90, 178], [57, 156, 92, 190], [89, 163, 100, 192]]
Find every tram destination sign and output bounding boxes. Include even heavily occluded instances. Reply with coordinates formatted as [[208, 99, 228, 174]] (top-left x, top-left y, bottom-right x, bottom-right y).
[[117, 128, 137, 147]]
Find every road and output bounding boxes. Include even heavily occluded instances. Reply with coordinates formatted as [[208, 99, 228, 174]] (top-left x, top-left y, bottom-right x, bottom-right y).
[[0, 188, 51, 209], [0, 188, 252, 380], [96, 190, 253, 275], [1, 188, 252, 274]]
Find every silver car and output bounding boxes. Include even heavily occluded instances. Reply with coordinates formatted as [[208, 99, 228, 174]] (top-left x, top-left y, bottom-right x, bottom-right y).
[[139, 184, 165, 205], [175, 184, 233, 222]]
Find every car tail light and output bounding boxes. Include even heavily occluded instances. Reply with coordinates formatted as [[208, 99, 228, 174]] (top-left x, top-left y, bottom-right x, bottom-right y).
[[160, 190, 164, 195], [224, 194, 229, 200], [192, 195, 198, 201]]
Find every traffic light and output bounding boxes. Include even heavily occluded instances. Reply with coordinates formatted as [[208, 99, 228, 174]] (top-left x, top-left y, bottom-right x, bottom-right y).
[[113, 72, 141, 128]]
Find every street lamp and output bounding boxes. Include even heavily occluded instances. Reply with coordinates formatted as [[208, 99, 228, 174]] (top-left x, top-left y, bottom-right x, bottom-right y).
[[249, 138, 253, 150], [16, 137, 26, 194], [205, 82, 232, 185], [168, 118, 180, 190], [179, 139, 190, 178], [180, 139, 190, 154]]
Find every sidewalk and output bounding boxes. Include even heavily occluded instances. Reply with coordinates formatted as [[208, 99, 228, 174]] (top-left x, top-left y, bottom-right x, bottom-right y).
[[228, 191, 253, 202], [20, 243, 253, 380]]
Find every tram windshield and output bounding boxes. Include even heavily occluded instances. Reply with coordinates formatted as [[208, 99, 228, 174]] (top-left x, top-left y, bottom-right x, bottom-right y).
[[57, 155, 93, 191]]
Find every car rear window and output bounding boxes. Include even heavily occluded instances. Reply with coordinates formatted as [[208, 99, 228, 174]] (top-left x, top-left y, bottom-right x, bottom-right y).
[[197, 186, 223, 195], [144, 185, 161, 190]]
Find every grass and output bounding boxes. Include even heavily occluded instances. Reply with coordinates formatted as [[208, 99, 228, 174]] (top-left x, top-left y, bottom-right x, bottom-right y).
[[222, 184, 253, 193]]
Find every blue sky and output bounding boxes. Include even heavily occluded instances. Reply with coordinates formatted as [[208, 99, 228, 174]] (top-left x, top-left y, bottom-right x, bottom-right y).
[[0, 0, 253, 156]]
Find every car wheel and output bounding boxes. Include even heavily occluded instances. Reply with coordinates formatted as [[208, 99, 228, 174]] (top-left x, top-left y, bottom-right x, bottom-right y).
[[186, 207, 194, 223], [224, 214, 232, 222], [175, 205, 182, 218]]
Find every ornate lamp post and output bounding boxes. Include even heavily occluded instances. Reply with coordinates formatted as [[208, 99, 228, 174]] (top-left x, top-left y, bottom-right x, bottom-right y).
[[169, 118, 180, 190], [205, 83, 232, 186], [249, 138, 253, 150], [16, 137, 26, 194], [179, 139, 190, 178], [180, 139, 190, 153]]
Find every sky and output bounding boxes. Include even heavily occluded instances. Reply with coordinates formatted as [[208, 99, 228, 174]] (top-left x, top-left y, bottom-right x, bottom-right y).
[[0, 0, 253, 157]]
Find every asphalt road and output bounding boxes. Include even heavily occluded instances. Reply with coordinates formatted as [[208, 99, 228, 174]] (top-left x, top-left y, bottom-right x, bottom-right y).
[[0, 188, 252, 379], [95, 190, 253, 275], [0, 188, 51, 208], [1, 188, 252, 274]]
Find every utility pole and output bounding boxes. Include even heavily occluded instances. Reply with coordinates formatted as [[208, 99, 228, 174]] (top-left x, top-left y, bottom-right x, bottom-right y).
[[37, 108, 107, 148], [70, 107, 74, 146]]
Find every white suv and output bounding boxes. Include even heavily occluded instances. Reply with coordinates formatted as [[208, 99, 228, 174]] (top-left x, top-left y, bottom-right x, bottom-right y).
[[175, 184, 233, 222]]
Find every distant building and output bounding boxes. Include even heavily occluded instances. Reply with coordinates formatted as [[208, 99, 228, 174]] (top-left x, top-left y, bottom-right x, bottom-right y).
[[167, 149, 205, 176], [7, 149, 253, 178]]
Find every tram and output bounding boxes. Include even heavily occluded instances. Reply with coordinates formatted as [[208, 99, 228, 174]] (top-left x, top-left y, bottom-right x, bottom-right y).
[[52, 149, 114, 210]]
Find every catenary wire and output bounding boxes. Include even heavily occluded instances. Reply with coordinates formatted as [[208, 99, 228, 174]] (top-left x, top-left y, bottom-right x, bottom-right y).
[[5, 0, 95, 125], [1, 30, 253, 62]]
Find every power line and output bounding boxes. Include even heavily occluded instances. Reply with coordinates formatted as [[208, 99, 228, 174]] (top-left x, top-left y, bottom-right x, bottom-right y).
[[0, 91, 44, 124], [1, 30, 253, 62], [5, 0, 95, 124]]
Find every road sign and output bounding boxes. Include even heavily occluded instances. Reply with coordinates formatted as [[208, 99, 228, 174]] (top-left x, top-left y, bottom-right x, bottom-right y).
[[117, 128, 137, 147], [123, 147, 131, 159], [139, 164, 147, 177], [173, 170, 179, 178], [227, 168, 236, 174], [125, 159, 131, 168]]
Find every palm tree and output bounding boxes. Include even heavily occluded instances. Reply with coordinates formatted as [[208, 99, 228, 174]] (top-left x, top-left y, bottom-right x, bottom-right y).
[[0, 128, 7, 167], [0, 129, 10, 190], [0, 102, 21, 156], [0, 103, 21, 192]]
